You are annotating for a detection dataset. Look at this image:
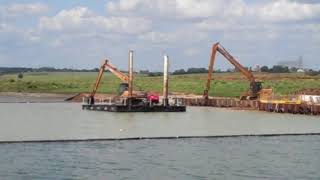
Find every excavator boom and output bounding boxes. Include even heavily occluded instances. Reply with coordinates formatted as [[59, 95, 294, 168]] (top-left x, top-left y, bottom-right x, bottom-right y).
[[90, 60, 129, 97], [104, 61, 129, 82], [91, 62, 106, 97], [217, 45, 255, 82], [89, 59, 160, 105], [204, 42, 262, 100]]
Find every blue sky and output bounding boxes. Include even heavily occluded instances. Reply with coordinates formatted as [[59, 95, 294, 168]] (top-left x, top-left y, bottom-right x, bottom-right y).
[[0, 0, 319, 71]]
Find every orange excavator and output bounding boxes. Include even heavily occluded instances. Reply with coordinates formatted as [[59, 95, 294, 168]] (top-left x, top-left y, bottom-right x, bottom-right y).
[[88, 59, 159, 105], [204, 42, 266, 100]]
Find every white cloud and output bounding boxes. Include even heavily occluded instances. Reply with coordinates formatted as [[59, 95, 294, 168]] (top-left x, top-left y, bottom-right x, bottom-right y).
[[139, 31, 177, 43], [93, 16, 151, 34], [106, 0, 245, 19], [1, 1, 320, 69], [106, 0, 320, 27], [139, 29, 208, 44], [0, 3, 48, 17], [39, 7, 94, 31], [254, 0, 320, 22], [39, 7, 151, 34], [175, 0, 245, 18], [195, 19, 234, 31], [107, 0, 146, 12]]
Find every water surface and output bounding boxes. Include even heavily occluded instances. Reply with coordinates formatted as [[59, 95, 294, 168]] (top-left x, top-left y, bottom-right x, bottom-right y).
[[0, 103, 319, 142], [1, 103, 320, 179], [0, 136, 319, 179]]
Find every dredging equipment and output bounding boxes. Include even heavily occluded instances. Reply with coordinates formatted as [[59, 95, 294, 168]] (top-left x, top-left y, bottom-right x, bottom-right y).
[[204, 42, 272, 101], [82, 51, 186, 112]]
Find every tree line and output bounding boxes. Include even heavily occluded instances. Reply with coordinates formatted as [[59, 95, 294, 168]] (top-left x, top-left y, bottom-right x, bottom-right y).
[[171, 66, 319, 75], [0, 67, 99, 75], [1, 65, 319, 76]]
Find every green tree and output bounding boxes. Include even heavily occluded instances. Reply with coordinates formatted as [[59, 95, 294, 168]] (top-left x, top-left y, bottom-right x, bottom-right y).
[[17, 73, 23, 79], [260, 66, 269, 72]]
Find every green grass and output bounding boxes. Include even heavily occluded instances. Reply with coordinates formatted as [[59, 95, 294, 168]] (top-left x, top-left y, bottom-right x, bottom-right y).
[[0, 72, 319, 97]]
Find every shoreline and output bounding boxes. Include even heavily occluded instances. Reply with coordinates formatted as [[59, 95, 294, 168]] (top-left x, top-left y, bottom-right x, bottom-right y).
[[0, 92, 76, 103], [0, 92, 205, 103], [1, 92, 319, 116], [0, 92, 75, 98]]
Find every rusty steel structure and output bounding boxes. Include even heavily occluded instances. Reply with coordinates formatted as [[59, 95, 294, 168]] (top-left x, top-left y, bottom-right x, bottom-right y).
[[183, 97, 320, 115], [204, 42, 263, 101]]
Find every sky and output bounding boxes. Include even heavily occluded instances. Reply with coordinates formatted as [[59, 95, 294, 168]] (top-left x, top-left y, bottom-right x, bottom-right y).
[[0, 0, 319, 71]]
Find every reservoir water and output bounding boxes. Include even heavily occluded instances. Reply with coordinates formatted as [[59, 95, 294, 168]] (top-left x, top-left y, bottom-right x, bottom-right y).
[[0, 102, 319, 179], [0, 103, 320, 141]]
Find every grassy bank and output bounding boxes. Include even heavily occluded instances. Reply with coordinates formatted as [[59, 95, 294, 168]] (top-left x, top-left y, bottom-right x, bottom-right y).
[[0, 72, 319, 97]]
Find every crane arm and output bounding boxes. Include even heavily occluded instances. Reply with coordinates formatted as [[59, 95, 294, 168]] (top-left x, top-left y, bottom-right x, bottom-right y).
[[204, 42, 257, 99], [216, 45, 255, 82], [90, 62, 107, 97], [204, 43, 219, 98], [90, 60, 129, 97], [104, 61, 129, 82]]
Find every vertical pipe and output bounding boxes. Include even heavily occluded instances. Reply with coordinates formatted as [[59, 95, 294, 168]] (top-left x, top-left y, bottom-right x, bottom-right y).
[[163, 55, 169, 106], [128, 50, 133, 98]]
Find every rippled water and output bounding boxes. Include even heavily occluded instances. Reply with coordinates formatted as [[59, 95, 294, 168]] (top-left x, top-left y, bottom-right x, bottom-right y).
[[0, 103, 320, 142], [0, 102, 320, 179], [0, 136, 319, 179]]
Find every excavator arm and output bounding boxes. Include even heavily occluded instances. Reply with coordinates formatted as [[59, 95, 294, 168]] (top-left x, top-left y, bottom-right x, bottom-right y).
[[217, 44, 255, 82], [90, 60, 129, 99], [88, 58, 159, 105], [204, 42, 262, 100], [104, 61, 129, 82]]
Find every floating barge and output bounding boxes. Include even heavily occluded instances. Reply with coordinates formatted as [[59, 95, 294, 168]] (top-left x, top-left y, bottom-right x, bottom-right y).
[[82, 104, 186, 112]]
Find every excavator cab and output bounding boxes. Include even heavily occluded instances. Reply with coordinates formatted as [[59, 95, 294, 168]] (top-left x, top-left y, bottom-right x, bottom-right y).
[[239, 81, 265, 100], [250, 81, 262, 98], [119, 83, 129, 95]]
